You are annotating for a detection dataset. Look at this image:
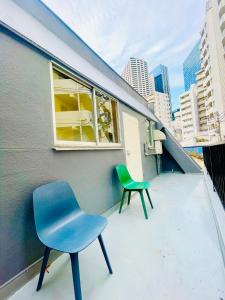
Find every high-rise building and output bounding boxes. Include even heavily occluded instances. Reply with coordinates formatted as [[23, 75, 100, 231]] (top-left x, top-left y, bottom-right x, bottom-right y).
[[149, 74, 155, 95], [180, 85, 199, 145], [218, 0, 225, 50], [180, 71, 210, 146], [183, 42, 201, 91], [200, 0, 225, 142], [150, 64, 172, 118], [196, 69, 208, 138], [150, 64, 171, 96], [121, 57, 150, 97], [146, 92, 171, 129]]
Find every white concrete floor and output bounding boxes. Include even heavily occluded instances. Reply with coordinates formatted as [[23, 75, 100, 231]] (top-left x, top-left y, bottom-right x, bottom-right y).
[[9, 173, 225, 300]]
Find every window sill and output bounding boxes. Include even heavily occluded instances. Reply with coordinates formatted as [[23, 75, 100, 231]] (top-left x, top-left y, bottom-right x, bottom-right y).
[[52, 145, 124, 151]]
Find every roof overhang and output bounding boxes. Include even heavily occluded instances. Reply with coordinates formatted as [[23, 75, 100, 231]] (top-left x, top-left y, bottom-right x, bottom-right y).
[[0, 0, 158, 122]]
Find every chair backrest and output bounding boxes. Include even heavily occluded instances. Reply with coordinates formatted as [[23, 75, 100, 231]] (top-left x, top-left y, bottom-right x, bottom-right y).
[[115, 164, 133, 187], [33, 181, 80, 236]]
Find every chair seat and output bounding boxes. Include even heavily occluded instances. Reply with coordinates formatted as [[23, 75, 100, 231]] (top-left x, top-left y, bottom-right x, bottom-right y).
[[124, 180, 150, 190], [38, 213, 107, 253]]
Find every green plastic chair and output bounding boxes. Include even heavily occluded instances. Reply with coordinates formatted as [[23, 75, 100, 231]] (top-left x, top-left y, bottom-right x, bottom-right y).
[[115, 164, 153, 219]]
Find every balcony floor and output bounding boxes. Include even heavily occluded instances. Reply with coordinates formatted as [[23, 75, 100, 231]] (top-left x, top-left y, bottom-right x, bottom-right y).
[[9, 173, 225, 300]]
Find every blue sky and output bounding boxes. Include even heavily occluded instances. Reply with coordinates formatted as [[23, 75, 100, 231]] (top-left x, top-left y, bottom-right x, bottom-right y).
[[43, 0, 206, 110]]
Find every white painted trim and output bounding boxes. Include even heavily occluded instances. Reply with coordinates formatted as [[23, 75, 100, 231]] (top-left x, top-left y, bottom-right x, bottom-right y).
[[49, 62, 57, 145], [50, 63, 122, 149], [52, 146, 124, 151], [92, 88, 99, 146]]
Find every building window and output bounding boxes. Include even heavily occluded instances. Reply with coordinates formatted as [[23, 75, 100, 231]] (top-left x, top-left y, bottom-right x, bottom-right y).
[[52, 67, 121, 148], [96, 91, 119, 144], [146, 119, 154, 148]]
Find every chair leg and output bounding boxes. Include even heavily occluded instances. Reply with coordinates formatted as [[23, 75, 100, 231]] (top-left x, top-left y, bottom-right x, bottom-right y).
[[127, 191, 131, 205], [139, 191, 148, 220], [98, 234, 113, 274], [36, 246, 51, 291], [145, 189, 154, 209], [70, 252, 82, 300], [119, 189, 126, 213]]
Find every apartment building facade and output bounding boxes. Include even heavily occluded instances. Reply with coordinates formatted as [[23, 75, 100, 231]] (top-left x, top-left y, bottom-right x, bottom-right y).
[[218, 0, 225, 50], [196, 69, 209, 141], [180, 85, 199, 145], [121, 57, 150, 97], [146, 92, 172, 130], [200, 0, 225, 141]]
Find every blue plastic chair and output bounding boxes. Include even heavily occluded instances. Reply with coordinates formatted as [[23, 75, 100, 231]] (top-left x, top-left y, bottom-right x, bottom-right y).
[[33, 181, 113, 300]]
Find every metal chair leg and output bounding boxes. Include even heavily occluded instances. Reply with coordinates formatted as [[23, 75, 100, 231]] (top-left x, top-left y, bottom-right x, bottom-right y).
[[37, 247, 51, 291], [127, 191, 131, 205], [70, 252, 82, 300], [139, 191, 148, 220], [98, 234, 113, 274], [145, 189, 154, 209], [119, 189, 126, 213]]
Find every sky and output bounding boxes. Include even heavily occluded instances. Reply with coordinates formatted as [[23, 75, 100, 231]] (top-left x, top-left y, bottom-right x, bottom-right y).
[[43, 0, 207, 110]]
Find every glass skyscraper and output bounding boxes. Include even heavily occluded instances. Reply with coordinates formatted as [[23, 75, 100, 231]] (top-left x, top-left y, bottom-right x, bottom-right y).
[[183, 41, 201, 91], [150, 64, 172, 116], [151, 64, 171, 97]]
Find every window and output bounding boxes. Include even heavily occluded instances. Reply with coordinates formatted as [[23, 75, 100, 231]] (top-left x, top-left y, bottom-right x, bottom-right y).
[[52, 67, 121, 148], [96, 91, 119, 144], [146, 120, 154, 148]]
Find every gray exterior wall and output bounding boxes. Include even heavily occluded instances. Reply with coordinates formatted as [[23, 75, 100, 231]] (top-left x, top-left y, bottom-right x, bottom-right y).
[[0, 29, 157, 286]]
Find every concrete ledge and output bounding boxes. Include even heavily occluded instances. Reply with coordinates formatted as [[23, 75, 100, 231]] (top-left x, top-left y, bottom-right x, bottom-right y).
[[203, 168, 225, 266]]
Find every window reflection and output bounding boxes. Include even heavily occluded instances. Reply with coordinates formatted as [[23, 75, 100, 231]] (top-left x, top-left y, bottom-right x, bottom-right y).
[[53, 69, 95, 142], [96, 91, 119, 143]]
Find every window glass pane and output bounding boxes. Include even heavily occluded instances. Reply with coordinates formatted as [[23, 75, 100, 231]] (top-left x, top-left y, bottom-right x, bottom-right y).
[[96, 92, 119, 143], [53, 69, 95, 142]]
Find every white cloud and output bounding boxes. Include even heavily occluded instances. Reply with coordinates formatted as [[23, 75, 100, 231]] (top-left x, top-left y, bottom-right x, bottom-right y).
[[42, 0, 207, 109]]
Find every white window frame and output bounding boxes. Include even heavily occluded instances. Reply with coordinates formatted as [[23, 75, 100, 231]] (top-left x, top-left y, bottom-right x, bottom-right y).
[[50, 62, 122, 150]]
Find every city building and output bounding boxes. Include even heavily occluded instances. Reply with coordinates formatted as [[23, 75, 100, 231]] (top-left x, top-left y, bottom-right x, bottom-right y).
[[146, 92, 172, 129], [121, 57, 150, 97], [172, 109, 183, 142], [178, 70, 210, 146], [196, 69, 209, 142], [150, 64, 171, 96], [218, 0, 225, 49], [183, 41, 201, 91], [0, 1, 200, 297], [150, 64, 172, 117], [180, 85, 199, 146], [149, 73, 155, 95], [200, 0, 225, 142]]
